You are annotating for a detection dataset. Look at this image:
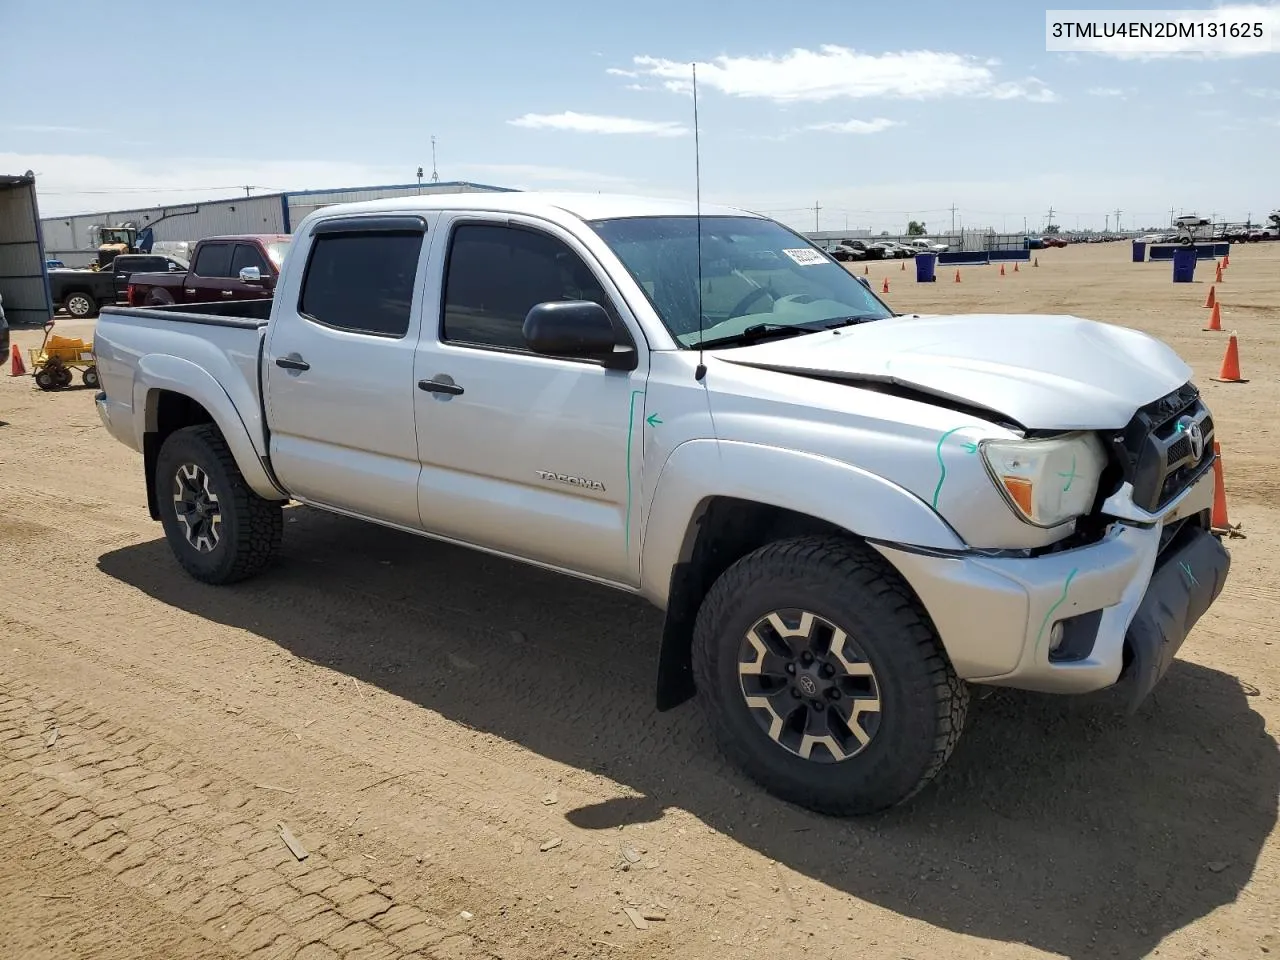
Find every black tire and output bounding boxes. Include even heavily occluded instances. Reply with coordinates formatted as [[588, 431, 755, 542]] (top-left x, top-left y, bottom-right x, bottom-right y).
[[64, 292, 97, 318], [53, 366, 73, 389], [692, 535, 968, 816], [155, 424, 283, 585], [34, 368, 58, 391], [81, 366, 99, 389]]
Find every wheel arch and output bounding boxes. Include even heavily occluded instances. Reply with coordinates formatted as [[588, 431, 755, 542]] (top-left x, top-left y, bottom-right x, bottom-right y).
[[642, 439, 965, 711], [136, 357, 284, 520]]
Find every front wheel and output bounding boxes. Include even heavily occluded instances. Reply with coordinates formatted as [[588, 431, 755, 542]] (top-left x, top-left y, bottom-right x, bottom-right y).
[[692, 535, 969, 816], [155, 424, 283, 584]]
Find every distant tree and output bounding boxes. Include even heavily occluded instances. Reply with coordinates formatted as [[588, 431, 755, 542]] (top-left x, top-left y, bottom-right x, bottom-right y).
[[1044, 223, 1061, 234], [879, 230, 890, 236], [907, 220, 926, 236], [1269, 210, 1279, 229]]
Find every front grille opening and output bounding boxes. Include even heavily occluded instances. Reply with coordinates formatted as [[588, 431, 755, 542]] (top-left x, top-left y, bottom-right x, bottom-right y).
[[1107, 382, 1213, 513]]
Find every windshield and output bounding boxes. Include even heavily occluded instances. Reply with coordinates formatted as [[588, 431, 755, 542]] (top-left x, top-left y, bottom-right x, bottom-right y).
[[265, 239, 291, 268], [588, 215, 892, 347]]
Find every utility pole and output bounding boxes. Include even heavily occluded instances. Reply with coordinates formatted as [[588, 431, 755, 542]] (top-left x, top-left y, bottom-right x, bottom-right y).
[[949, 203, 958, 235], [416, 166, 424, 195], [243, 185, 254, 197], [430, 136, 440, 182], [1168, 207, 1176, 227], [1105, 214, 1110, 232], [813, 201, 821, 232], [1046, 205, 1055, 228], [1114, 208, 1122, 232]]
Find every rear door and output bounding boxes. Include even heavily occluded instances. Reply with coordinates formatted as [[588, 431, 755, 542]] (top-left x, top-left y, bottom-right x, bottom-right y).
[[186, 242, 236, 301], [113, 256, 164, 301], [264, 214, 433, 527]]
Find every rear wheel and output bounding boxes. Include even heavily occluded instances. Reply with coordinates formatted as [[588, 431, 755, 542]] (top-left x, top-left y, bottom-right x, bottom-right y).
[[156, 424, 283, 584], [692, 535, 969, 816], [34, 368, 58, 391], [64, 292, 97, 318], [81, 366, 99, 389]]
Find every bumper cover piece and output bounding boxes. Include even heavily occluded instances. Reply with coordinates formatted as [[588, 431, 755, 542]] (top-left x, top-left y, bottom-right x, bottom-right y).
[[1119, 526, 1230, 713]]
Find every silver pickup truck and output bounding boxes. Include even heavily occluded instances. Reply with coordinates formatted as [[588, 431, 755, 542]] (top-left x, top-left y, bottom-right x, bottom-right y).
[[94, 192, 1230, 815]]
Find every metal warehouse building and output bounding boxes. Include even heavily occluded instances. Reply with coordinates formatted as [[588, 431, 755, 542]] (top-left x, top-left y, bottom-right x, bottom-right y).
[[40, 180, 516, 266]]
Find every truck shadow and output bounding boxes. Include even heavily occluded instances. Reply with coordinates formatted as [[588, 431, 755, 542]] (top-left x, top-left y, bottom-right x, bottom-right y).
[[98, 507, 1277, 960]]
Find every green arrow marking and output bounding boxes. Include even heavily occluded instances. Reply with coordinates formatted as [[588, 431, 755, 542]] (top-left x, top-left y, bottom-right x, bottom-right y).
[[646, 413, 663, 427]]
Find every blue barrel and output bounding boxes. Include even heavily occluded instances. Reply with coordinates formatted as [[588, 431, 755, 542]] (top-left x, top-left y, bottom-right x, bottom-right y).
[[1172, 246, 1197, 282], [1131, 240, 1146, 262], [914, 252, 938, 283]]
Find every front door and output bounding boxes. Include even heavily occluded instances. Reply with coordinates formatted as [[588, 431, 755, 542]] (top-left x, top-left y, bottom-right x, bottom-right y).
[[413, 215, 648, 586], [185, 241, 236, 301], [264, 215, 433, 528], [229, 242, 277, 299]]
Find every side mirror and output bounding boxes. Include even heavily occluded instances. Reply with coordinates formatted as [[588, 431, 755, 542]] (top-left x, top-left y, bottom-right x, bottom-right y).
[[856, 275, 871, 289], [523, 300, 636, 370], [239, 266, 263, 283], [169, 262, 181, 272]]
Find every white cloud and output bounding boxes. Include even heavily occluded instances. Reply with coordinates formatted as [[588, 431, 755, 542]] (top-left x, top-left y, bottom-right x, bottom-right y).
[[1087, 87, 1126, 97], [1191, 81, 1217, 95], [806, 118, 903, 134], [8, 124, 104, 134], [1062, 3, 1280, 59], [508, 111, 688, 137], [1246, 86, 1280, 98], [2, 151, 634, 218], [619, 46, 1058, 103]]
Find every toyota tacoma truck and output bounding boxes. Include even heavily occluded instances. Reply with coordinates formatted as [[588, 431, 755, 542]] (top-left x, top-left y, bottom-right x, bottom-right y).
[[92, 192, 1230, 815]]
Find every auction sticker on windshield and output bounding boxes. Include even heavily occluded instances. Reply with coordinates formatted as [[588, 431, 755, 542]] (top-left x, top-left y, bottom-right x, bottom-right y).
[[783, 248, 827, 266]]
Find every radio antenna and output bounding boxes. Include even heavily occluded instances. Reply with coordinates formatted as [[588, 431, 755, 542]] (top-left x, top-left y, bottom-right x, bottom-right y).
[[692, 61, 707, 382]]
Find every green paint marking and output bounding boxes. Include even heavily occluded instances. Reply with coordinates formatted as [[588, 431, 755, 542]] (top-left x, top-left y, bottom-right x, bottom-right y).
[[646, 413, 663, 427], [932, 426, 983, 510], [1034, 568, 1079, 656], [624, 389, 646, 554], [1180, 561, 1198, 586], [1058, 452, 1079, 492]]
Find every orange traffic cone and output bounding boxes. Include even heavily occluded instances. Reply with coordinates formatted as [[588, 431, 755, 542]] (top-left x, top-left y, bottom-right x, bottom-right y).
[[900, 260, 905, 271], [1033, 257, 1039, 267], [1013, 262, 1020, 272], [9, 343, 26, 376], [881, 277, 890, 294], [1215, 263, 1223, 283], [863, 264, 869, 275], [1204, 302, 1223, 331], [954, 269, 961, 283], [1204, 284, 1216, 308], [999, 263, 1006, 276], [1223, 252, 1230, 267], [1209, 441, 1241, 535], [1210, 332, 1248, 382]]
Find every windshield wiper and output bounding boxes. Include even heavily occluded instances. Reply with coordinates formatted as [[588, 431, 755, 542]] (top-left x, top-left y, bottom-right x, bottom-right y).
[[820, 314, 885, 329], [689, 322, 817, 349]]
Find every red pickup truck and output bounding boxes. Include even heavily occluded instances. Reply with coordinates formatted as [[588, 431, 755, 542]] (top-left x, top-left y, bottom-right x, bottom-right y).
[[127, 234, 291, 307]]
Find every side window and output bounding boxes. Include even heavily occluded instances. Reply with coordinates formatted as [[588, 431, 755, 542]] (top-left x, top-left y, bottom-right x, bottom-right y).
[[231, 243, 269, 276], [297, 230, 424, 338], [193, 243, 233, 278], [441, 223, 613, 350]]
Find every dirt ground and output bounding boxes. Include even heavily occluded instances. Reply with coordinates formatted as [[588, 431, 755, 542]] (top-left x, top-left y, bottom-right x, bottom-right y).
[[1, 241, 1277, 960]]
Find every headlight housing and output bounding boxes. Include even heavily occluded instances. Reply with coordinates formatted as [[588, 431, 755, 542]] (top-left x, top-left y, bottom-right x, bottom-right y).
[[980, 432, 1107, 528]]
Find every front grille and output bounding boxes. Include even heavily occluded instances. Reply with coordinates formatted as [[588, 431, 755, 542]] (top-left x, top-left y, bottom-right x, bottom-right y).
[[1107, 382, 1214, 513]]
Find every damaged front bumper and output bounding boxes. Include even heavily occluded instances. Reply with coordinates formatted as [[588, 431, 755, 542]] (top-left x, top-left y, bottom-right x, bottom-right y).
[[874, 460, 1228, 711]]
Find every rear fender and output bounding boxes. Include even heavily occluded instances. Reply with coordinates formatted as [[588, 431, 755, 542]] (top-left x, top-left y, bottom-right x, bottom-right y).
[[134, 354, 283, 504]]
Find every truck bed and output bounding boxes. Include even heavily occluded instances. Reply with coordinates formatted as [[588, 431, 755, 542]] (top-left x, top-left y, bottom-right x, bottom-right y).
[[102, 298, 273, 326]]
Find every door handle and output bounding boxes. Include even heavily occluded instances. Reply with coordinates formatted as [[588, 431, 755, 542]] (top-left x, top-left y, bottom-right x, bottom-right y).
[[418, 378, 464, 396], [184, 288, 196, 294], [275, 355, 310, 371], [221, 290, 234, 296]]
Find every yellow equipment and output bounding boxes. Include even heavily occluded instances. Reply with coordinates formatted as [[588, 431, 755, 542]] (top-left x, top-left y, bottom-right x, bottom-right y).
[[29, 320, 98, 391]]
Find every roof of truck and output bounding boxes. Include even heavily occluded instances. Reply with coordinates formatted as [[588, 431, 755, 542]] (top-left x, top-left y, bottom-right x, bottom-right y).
[[297, 191, 760, 224]]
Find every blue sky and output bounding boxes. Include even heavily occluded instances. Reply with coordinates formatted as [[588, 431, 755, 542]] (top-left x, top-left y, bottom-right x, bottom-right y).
[[2, 0, 1278, 232]]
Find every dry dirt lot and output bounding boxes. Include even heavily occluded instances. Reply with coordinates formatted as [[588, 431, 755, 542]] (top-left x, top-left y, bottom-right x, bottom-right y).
[[1, 241, 1278, 960]]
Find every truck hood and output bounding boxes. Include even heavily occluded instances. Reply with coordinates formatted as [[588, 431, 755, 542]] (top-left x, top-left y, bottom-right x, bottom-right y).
[[711, 313, 1191, 431]]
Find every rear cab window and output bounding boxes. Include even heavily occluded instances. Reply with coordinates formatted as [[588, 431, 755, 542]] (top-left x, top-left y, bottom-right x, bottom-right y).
[[297, 221, 426, 338], [193, 243, 234, 278]]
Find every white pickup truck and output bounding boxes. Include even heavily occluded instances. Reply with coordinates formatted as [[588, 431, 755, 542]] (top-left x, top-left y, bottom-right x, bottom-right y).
[[94, 192, 1230, 815]]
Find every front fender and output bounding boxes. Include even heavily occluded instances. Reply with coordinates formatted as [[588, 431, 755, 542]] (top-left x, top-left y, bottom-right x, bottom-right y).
[[133, 354, 283, 501], [639, 438, 965, 607]]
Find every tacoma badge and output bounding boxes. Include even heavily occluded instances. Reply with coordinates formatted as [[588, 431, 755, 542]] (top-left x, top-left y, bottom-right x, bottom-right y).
[[535, 470, 606, 492]]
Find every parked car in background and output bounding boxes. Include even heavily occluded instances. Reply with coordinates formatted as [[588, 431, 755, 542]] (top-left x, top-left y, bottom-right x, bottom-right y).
[[46, 258, 65, 269], [906, 238, 949, 254], [876, 241, 914, 258], [126, 235, 290, 307], [830, 239, 884, 262], [48, 253, 191, 319]]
